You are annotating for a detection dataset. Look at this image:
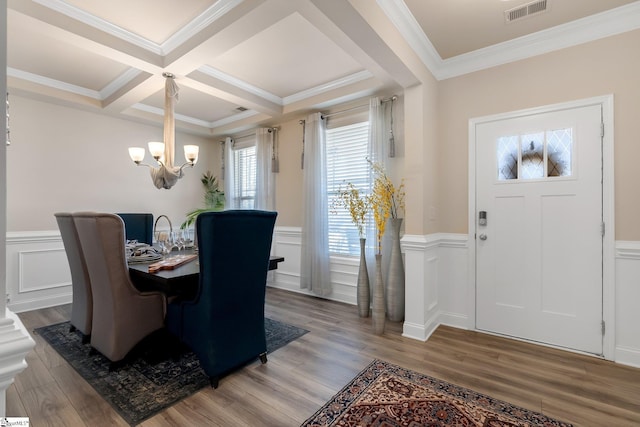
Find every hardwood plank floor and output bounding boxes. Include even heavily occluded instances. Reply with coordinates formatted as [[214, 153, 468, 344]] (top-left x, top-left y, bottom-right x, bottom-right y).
[[9, 288, 640, 426]]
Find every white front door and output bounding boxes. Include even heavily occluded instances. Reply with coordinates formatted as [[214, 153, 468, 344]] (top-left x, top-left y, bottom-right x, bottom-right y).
[[475, 104, 603, 355]]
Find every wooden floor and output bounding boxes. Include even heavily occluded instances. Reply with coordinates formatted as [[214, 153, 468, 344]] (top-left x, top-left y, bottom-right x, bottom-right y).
[[8, 288, 640, 426]]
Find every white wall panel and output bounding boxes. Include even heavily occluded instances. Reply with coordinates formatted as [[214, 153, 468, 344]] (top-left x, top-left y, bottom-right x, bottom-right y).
[[8, 227, 639, 368], [6, 231, 72, 313], [615, 241, 640, 367]]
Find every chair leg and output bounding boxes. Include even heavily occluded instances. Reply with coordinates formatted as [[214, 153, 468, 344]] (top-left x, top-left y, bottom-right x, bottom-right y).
[[210, 376, 219, 389], [259, 352, 268, 364]]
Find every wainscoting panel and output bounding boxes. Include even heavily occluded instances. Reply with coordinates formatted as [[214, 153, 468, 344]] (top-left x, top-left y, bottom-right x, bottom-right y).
[[19, 248, 70, 292], [6, 231, 72, 313], [7, 227, 639, 368], [435, 235, 469, 329], [614, 241, 640, 368], [269, 227, 359, 305], [401, 234, 469, 341]]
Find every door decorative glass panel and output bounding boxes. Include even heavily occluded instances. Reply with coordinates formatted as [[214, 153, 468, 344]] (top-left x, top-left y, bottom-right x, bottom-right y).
[[497, 136, 519, 180], [521, 133, 544, 180], [547, 128, 572, 177], [496, 128, 573, 181]]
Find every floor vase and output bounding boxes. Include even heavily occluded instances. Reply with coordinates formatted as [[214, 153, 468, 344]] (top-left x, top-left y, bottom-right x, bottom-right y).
[[386, 218, 405, 322], [372, 254, 385, 335], [357, 238, 370, 317]]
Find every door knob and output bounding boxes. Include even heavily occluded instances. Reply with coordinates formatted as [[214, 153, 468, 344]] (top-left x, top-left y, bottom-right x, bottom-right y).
[[479, 234, 487, 240]]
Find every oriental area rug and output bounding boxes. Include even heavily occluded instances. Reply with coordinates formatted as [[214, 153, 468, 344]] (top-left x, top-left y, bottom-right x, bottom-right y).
[[302, 359, 573, 427], [35, 319, 308, 426]]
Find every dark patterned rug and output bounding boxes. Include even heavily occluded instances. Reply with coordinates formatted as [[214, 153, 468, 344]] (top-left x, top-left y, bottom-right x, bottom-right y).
[[302, 359, 573, 427], [35, 319, 308, 426]]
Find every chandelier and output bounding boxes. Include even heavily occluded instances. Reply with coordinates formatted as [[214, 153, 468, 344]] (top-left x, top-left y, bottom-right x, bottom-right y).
[[128, 72, 199, 189]]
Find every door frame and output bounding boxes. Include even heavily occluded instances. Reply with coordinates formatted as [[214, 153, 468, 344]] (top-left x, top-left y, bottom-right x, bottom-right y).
[[467, 95, 615, 360]]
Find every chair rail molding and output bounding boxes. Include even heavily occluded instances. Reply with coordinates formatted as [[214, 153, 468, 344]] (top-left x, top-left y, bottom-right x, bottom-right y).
[[7, 227, 640, 368]]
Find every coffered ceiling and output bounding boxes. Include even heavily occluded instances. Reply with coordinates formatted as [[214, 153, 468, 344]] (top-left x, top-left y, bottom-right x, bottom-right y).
[[6, 0, 640, 137]]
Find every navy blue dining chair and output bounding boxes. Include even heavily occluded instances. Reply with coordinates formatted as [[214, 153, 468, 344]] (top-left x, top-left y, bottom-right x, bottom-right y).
[[166, 210, 277, 388], [116, 213, 153, 244]]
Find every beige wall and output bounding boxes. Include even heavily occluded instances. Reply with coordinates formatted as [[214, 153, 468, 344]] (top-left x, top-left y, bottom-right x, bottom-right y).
[[7, 95, 220, 232], [8, 29, 640, 241], [272, 117, 305, 227], [438, 29, 640, 239]]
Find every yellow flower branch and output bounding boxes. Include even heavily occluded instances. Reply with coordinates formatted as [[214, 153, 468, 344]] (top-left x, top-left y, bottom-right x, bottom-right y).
[[330, 182, 371, 239], [369, 159, 405, 254]]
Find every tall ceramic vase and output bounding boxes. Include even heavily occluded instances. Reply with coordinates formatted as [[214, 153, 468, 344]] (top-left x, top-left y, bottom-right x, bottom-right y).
[[386, 217, 405, 322], [357, 238, 370, 317], [372, 254, 386, 335]]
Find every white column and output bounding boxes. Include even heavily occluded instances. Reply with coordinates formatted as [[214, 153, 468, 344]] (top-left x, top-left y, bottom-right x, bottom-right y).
[[401, 235, 440, 340], [1, 1, 36, 415]]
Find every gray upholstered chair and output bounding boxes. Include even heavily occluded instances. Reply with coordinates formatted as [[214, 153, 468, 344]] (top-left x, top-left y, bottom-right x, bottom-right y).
[[166, 210, 277, 388], [116, 213, 154, 244], [54, 212, 93, 342], [73, 212, 165, 366]]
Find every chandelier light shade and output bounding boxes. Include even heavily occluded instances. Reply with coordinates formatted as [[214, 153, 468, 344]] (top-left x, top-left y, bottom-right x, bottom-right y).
[[128, 73, 198, 189]]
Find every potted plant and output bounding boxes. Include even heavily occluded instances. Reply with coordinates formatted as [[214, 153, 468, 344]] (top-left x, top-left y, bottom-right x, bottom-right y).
[[180, 171, 225, 230]]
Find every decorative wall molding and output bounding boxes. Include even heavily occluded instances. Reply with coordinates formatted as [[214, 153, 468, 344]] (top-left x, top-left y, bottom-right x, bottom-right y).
[[6, 227, 640, 368], [6, 231, 72, 313], [378, 0, 640, 80], [401, 233, 468, 341], [615, 240, 640, 260]]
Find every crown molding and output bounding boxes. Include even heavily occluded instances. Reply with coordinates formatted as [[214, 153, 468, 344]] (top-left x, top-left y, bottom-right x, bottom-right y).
[[375, 0, 442, 76], [7, 67, 101, 99], [33, 0, 243, 56], [439, 1, 640, 80], [161, 0, 244, 54], [282, 70, 373, 105], [380, 0, 640, 81], [131, 103, 214, 128], [99, 68, 144, 99], [33, 0, 162, 54], [210, 109, 259, 128], [198, 65, 283, 105]]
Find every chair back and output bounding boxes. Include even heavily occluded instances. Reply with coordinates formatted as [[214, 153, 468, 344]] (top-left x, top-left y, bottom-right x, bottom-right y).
[[74, 212, 164, 362], [54, 212, 93, 336], [116, 213, 153, 244], [175, 210, 277, 378]]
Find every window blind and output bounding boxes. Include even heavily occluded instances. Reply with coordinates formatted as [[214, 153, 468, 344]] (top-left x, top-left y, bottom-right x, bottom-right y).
[[233, 145, 256, 209], [326, 121, 370, 255]]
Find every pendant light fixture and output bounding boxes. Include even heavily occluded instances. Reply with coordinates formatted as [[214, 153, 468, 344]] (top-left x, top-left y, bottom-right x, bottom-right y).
[[128, 72, 199, 189]]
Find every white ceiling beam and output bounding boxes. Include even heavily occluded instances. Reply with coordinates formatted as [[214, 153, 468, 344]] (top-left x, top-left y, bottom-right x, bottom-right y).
[[308, 0, 419, 89]]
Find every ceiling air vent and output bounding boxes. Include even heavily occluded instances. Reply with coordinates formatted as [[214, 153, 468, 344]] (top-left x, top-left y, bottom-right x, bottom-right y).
[[505, 0, 548, 22]]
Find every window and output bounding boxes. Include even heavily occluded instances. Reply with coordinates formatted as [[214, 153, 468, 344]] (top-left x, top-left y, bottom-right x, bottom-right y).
[[497, 127, 573, 181], [326, 121, 370, 255], [231, 136, 257, 209]]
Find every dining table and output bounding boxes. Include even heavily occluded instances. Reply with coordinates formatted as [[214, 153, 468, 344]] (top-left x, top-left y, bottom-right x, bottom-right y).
[[128, 249, 284, 298]]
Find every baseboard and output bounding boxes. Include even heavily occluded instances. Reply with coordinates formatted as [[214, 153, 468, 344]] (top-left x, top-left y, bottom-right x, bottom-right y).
[[439, 311, 469, 329], [615, 346, 640, 368]]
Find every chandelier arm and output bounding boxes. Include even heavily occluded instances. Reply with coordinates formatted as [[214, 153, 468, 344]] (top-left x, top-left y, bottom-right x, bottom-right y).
[[178, 162, 195, 172]]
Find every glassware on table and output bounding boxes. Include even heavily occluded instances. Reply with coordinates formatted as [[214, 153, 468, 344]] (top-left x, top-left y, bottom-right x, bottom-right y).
[[173, 230, 185, 252], [186, 227, 197, 252], [155, 231, 173, 256]]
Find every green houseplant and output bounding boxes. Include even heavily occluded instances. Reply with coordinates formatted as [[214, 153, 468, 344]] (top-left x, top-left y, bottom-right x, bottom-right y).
[[180, 171, 225, 229]]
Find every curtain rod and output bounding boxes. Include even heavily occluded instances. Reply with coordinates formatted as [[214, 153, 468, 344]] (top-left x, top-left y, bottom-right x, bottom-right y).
[[321, 95, 397, 120]]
